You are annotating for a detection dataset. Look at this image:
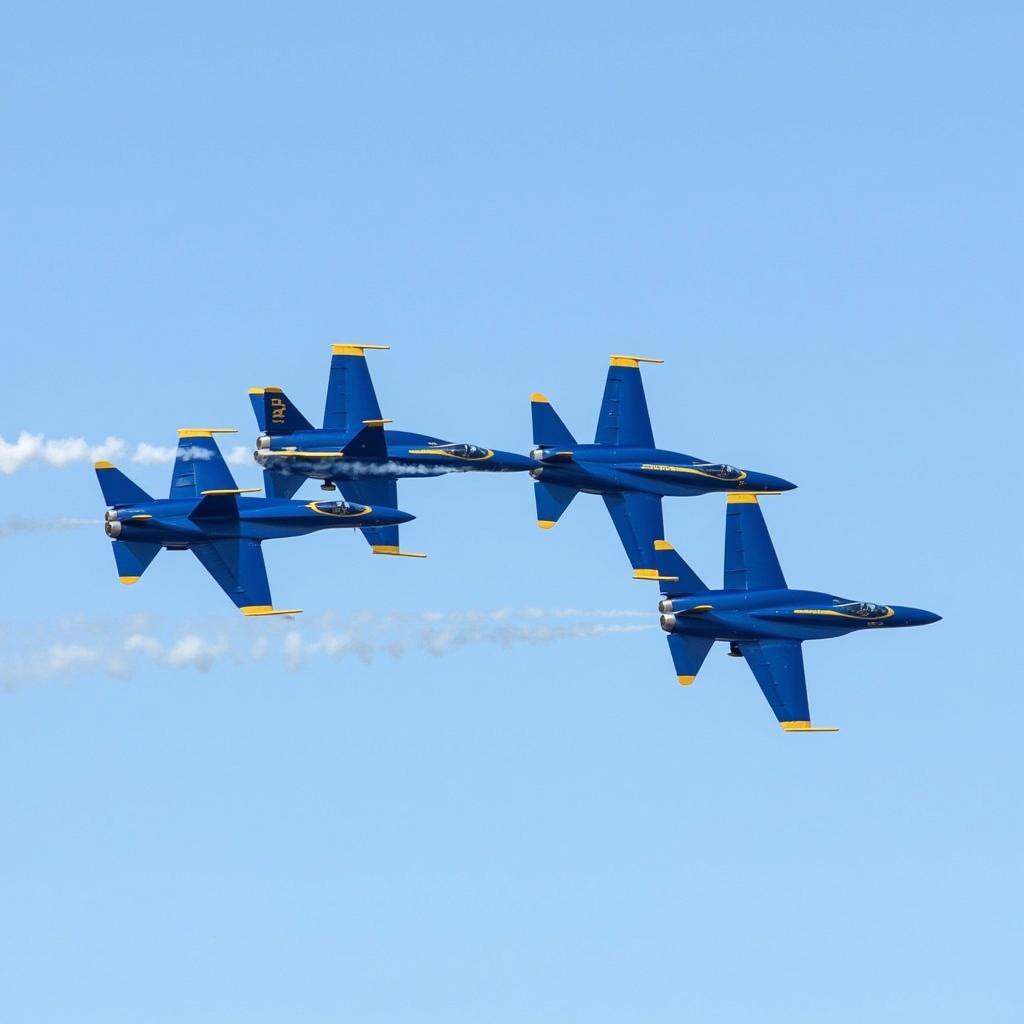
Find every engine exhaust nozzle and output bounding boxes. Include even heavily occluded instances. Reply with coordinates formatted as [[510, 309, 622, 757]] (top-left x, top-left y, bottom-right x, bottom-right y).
[[659, 613, 677, 633], [105, 519, 122, 538]]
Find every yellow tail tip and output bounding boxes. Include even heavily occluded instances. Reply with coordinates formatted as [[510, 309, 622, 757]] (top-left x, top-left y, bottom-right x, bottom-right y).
[[240, 605, 304, 617], [118, 576, 140, 585], [95, 461, 116, 470], [653, 539, 674, 551], [537, 519, 556, 529], [177, 428, 238, 438], [530, 392, 550, 403], [677, 675, 695, 686], [610, 354, 664, 368], [780, 721, 840, 733]]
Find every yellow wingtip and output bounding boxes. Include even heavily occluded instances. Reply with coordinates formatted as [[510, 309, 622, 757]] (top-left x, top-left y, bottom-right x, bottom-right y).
[[677, 675, 695, 686], [118, 576, 140, 585], [332, 343, 390, 357], [371, 545, 427, 558], [537, 519, 556, 529], [653, 539, 673, 551], [240, 605, 304, 617], [610, 354, 664, 368], [94, 461, 115, 470], [633, 568, 660, 580], [780, 721, 840, 733], [531, 392, 550, 403], [177, 428, 238, 438]]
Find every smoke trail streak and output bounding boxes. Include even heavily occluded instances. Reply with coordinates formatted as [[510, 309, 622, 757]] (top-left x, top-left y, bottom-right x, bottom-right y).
[[0, 433, 253, 473], [0, 609, 656, 690], [0, 517, 94, 540]]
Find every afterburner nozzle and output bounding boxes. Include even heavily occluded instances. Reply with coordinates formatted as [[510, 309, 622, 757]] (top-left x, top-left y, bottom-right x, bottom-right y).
[[659, 613, 677, 632]]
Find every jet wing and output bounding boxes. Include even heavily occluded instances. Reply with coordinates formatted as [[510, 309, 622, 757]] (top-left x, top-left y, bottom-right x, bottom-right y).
[[594, 356, 659, 448], [169, 432, 238, 499], [739, 639, 836, 731], [724, 494, 786, 591], [337, 477, 402, 553], [602, 491, 665, 576], [324, 344, 385, 433], [191, 538, 298, 615]]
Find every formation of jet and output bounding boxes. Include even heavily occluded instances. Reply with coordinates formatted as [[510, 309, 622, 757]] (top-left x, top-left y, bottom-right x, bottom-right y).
[[96, 428, 412, 614], [93, 345, 939, 730], [249, 344, 533, 557], [530, 355, 796, 576], [652, 493, 940, 730]]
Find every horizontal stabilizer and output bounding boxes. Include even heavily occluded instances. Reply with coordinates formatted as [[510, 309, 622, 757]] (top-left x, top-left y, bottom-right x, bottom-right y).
[[371, 545, 427, 558], [653, 539, 708, 596], [666, 633, 714, 685], [95, 462, 152, 508], [534, 481, 578, 528], [531, 394, 577, 448], [111, 540, 160, 584], [249, 388, 314, 436]]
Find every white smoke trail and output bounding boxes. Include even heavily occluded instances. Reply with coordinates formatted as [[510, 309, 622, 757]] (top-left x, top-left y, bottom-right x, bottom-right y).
[[0, 433, 254, 473], [0, 609, 656, 690], [0, 517, 94, 540]]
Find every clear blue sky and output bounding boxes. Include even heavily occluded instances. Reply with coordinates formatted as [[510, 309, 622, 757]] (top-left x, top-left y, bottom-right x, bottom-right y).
[[2, 3, 1021, 1021]]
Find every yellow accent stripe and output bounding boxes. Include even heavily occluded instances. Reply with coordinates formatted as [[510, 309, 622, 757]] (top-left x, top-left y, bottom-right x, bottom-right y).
[[119, 576, 140, 585], [407, 448, 494, 461], [537, 519, 556, 529], [265, 450, 346, 458], [781, 721, 840, 733], [793, 607, 894, 621], [610, 354, 664, 368], [653, 539, 673, 551], [306, 501, 372, 518], [677, 675, 695, 686], [531, 392, 550, 403], [726, 491, 782, 504], [361, 418, 393, 426], [126, 514, 152, 520], [331, 343, 390, 357], [200, 488, 260, 495], [95, 461, 116, 470], [371, 546, 427, 558], [240, 605, 304, 617], [177, 428, 238, 438], [633, 568, 660, 580], [248, 387, 265, 395], [641, 464, 749, 484]]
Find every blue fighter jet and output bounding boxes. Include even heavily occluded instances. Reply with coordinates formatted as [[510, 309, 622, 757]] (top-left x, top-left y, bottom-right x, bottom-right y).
[[652, 493, 940, 731], [95, 428, 413, 615], [250, 344, 535, 557], [530, 355, 797, 577]]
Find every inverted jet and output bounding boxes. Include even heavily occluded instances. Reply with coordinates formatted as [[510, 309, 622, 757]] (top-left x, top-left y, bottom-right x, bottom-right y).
[[530, 355, 796, 578], [251, 344, 534, 557], [653, 493, 940, 731], [95, 428, 413, 614]]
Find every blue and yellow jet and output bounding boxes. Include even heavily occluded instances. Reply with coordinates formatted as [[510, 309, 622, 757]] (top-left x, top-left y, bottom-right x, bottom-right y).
[[531, 355, 797, 577], [250, 344, 535, 557], [95, 429, 413, 615], [653, 493, 940, 731]]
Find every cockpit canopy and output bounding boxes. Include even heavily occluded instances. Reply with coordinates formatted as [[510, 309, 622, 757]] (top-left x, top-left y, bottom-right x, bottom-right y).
[[436, 443, 491, 460], [311, 500, 368, 517], [834, 601, 889, 618], [692, 463, 744, 480]]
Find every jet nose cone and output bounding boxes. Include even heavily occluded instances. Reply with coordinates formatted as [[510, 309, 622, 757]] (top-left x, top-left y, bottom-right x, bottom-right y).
[[492, 450, 538, 472], [893, 606, 942, 627], [378, 507, 415, 525], [393, 509, 416, 525], [746, 471, 798, 492]]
